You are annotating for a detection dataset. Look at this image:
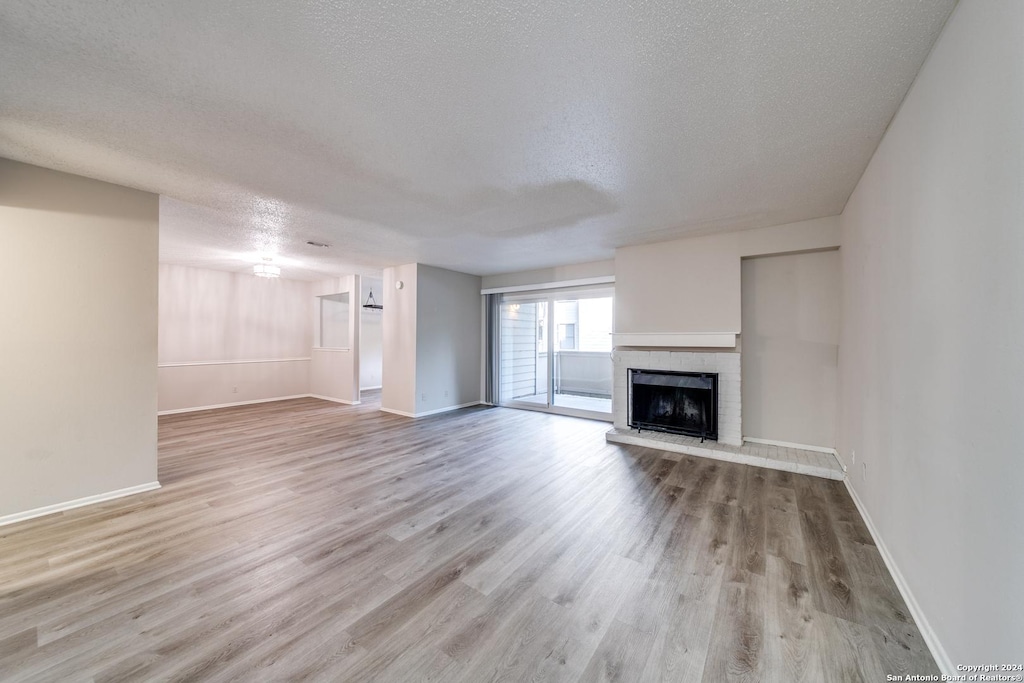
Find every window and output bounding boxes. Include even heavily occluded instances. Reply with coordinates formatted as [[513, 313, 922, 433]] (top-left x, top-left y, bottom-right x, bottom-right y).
[[319, 292, 349, 348], [558, 323, 576, 350]]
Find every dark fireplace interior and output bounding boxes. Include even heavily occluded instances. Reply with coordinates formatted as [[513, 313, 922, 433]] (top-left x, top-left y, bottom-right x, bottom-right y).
[[629, 369, 718, 441]]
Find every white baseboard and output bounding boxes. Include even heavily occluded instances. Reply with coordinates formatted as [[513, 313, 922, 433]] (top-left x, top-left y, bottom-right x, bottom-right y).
[[380, 401, 483, 418], [158, 394, 312, 415], [843, 479, 953, 676], [360, 385, 382, 391], [158, 357, 311, 367], [379, 407, 416, 418], [0, 481, 162, 528], [308, 394, 360, 405]]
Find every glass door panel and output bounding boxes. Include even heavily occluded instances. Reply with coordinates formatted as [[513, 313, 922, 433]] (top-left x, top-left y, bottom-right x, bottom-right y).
[[499, 300, 548, 407], [552, 297, 613, 414]]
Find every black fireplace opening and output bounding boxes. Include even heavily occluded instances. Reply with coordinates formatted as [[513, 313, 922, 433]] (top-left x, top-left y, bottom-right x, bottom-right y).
[[629, 368, 718, 441]]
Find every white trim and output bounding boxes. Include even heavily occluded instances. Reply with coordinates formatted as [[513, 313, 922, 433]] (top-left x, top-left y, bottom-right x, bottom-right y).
[[843, 479, 953, 676], [308, 394, 360, 405], [380, 401, 483, 418], [0, 481, 161, 528], [158, 357, 311, 368], [360, 385, 383, 391], [831, 448, 848, 474], [480, 275, 615, 295], [380, 407, 416, 417], [158, 394, 313, 415], [612, 332, 737, 348], [312, 347, 351, 353]]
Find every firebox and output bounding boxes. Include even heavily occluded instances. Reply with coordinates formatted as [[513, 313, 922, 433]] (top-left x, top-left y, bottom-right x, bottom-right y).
[[628, 369, 718, 441]]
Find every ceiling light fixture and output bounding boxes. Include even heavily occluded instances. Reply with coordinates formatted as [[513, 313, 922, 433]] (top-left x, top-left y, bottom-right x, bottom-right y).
[[362, 289, 383, 310], [253, 259, 281, 278]]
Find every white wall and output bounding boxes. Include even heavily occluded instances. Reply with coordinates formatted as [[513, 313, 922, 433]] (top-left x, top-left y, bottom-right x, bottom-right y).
[[157, 264, 312, 412], [741, 250, 840, 448], [0, 158, 159, 520], [360, 276, 383, 390], [311, 275, 360, 403], [382, 263, 418, 414], [838, 0, 1023, 667], [415, 265, 482, 414]]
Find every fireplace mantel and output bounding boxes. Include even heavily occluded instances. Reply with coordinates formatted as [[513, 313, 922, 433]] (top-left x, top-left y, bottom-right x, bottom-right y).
[[611, 332, 736, 348]]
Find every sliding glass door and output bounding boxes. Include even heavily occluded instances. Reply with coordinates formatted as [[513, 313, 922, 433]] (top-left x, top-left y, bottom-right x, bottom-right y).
[[498, 287, 612, 419], [499, 299, 548, 407], [552, 296, 613, 414]]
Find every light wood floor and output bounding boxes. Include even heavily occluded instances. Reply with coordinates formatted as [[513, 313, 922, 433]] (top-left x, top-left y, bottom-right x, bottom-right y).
[[0, 396, 937, 682]]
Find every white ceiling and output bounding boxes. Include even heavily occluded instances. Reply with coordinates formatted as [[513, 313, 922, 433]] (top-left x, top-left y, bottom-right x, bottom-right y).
[[0, 1, 956, 279]]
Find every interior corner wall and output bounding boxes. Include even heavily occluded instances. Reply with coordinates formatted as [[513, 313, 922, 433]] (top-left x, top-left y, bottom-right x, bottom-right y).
[[741, 250, 840, 448], [838, 0, 1023, 666], [0, 158, 159, 519], [414, 265, 482, 414], [157, 264, 313, 412], [382, 263, 418, 414]]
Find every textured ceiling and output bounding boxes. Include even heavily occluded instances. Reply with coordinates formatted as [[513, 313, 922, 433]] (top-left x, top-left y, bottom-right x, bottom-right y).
[[0, 1, 956, 279]]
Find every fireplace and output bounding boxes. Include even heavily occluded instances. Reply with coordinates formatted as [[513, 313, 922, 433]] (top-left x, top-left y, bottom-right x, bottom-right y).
[[629, 368, 718, 441]]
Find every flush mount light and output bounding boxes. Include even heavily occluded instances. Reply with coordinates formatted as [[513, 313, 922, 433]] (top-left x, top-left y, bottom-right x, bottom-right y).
[[253, 262, 281, 278]]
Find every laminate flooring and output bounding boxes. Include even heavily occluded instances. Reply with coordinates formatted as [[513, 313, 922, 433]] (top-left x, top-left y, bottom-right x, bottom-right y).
[[0, 396, 939, 682]]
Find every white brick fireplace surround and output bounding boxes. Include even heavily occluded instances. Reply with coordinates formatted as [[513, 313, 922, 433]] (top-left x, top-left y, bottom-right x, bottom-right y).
[[608, 347, 843, 480], [611, 348, 742, 446]]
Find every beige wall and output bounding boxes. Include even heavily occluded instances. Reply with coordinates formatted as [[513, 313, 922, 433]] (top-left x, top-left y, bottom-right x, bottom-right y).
[[382, 263, 419, 414], [157, 264, 313, 412], [616, 233, 741, 336], [839, 0, 1023, 667], [0, 158, 158, 519], [614, 216, 840, 339], [741, 250, 840, 448]]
